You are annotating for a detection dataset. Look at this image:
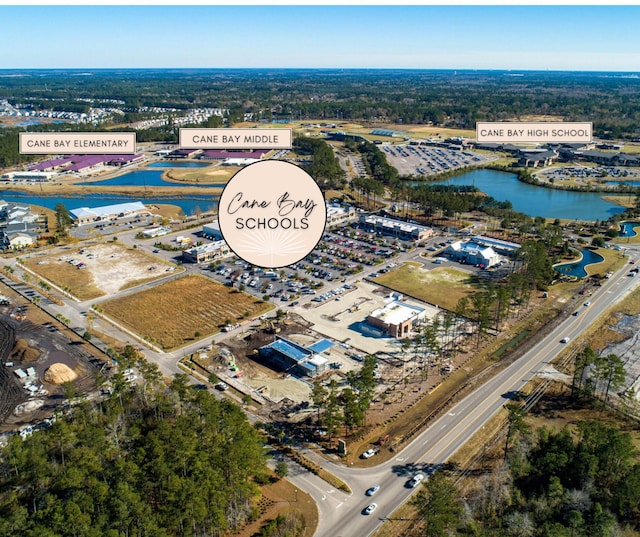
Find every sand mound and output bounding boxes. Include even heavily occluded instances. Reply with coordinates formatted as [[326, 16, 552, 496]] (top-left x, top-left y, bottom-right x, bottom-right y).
[[44, 363, 78, 384], [14, 399, 45, 416], [11, 338, 40, 363]]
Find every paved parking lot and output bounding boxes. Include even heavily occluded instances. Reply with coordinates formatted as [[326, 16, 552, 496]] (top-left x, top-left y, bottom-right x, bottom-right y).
[[301, 280, 440, 357], [382, 144, 493, 177]]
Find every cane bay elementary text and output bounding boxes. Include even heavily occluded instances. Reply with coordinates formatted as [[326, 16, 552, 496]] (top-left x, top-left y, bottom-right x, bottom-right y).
[[20, 133, 137, 154], [476, 122, 592, 143], [179, 128, 292, 150]]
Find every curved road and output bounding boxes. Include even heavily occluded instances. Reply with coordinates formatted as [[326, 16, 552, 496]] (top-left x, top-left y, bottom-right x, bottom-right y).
[[284, 251, 640, 537]]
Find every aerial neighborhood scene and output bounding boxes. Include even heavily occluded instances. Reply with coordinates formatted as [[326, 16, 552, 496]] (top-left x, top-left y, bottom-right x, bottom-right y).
[[1, 4, 640, 537]]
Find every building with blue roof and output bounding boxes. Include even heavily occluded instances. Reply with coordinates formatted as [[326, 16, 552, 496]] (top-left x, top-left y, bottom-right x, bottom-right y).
[[258, 336, 332, 378]]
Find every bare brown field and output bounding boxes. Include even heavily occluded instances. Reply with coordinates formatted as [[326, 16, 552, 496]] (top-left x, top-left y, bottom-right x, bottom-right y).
[[23, 256, 104, 300], [0, 182, 222, 198], [99, 275, 274, 350], [145, 203, 186, 220], [24, 243, 176, 300], [602, 195, 637, 209]]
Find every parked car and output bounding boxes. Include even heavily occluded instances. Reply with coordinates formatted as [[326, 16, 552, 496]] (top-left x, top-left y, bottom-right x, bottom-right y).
[[361, 448, 377, 459]]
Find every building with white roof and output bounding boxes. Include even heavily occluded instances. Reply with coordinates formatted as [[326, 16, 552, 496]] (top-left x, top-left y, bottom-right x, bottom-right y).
[[70, 201, 149, 225], [1, 171, 57, 182], [222, 158, 261, 166], [142, 226, 171, 238], [182, 240, 230, 264], [326, 203, 357, 227], [445, 240, 501, 267], [367, 300, 426, 338], [202, 222, 223, 241]]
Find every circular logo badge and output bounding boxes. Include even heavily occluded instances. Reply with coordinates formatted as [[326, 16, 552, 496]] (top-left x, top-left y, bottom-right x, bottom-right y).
[[218, 160, 326, 268]]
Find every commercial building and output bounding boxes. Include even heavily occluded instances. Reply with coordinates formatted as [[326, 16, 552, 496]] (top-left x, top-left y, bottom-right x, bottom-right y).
[[366, 300, 426, 338], [326, 203, 357, 227], [445, 240, 501, 268], [70, 201, 149, 225], [181, 240, 230, 264], [360, 214, 433, 242], [142, 226, 171, 238], [471, 236, 521, 255], [202, 222, 224, 240], [258, 336, 333, 378]]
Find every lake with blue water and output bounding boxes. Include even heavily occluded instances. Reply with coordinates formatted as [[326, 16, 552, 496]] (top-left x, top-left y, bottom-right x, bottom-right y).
[[554, 248, 605, 278], [434, 169, 626, 221], [0, 168, 628, 220], [78, 169, 225, 188], [619, 221, 640, 237], [0, 190, 218, 216], [146, 161, 211, 168]]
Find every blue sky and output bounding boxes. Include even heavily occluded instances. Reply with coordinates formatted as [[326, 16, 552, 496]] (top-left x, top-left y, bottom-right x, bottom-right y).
[[2, 5, 640, 71]]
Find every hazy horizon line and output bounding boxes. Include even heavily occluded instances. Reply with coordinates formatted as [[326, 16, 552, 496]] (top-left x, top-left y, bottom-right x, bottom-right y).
[[1, 67, 639, 74]]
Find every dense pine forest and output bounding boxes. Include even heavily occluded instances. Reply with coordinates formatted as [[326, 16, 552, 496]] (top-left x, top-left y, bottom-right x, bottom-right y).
[[1, 69, 639, 133], [0, 371, 268, 537]]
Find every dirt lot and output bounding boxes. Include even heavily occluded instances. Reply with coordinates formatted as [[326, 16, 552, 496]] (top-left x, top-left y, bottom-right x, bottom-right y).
[[24, 243, 178, 300], [0, 284, 108, 435], [99, 275, 273, 350]]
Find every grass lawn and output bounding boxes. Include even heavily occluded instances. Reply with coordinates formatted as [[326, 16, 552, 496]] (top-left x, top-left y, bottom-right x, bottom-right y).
[[164, 165, 237, 184], [99, 275, 274, 350], [586, 246, 627, 276], [374, 264, 480, 311]]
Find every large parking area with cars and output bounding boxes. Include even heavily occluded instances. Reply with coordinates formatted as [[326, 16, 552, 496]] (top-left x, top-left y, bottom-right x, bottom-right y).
[[382, 144, 493, 177]]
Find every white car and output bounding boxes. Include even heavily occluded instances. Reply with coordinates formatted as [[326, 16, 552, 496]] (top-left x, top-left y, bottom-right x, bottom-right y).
[[361, 448, 377, 459], [408, 473, 425, 488], [584, 301, 591, 307], [364, 503, 377, 515], [561, 337, 570, 344], [366, 485, 380, 496]]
